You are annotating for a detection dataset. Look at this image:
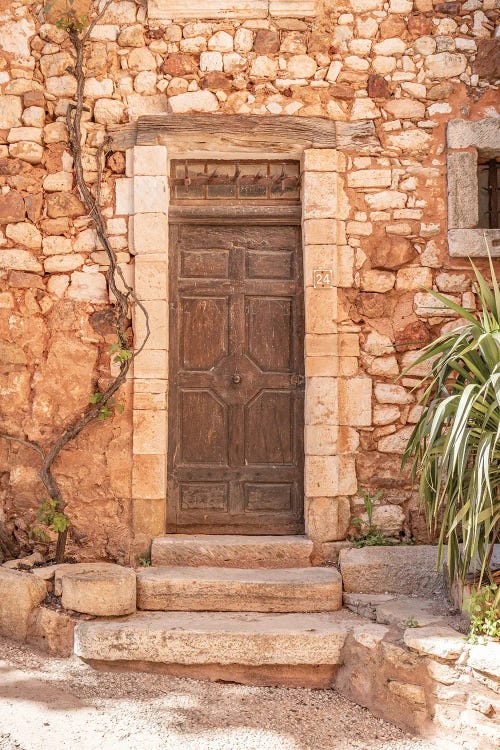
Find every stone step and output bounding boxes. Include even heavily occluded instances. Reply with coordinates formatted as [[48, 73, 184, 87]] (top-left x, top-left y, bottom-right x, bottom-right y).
[[339, 545, 445, 597], [151, 534, 313, 568], [74, 610, 385, 688], [137, 566, 342, 612]]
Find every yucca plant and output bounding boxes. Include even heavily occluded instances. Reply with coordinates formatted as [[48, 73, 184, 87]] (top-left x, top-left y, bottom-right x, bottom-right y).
[[402, 254, 500, 607]]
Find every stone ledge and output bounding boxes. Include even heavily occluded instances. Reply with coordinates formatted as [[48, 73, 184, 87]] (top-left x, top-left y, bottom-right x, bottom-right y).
[[448, 228, 500, 258], [147, 0, 317, 20]]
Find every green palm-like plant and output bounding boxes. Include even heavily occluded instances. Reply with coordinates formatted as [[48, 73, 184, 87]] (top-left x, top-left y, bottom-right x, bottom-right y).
[[402, 254, 500, 603]]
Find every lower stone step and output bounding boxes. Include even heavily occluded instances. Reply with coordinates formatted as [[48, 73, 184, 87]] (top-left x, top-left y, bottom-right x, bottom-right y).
[[136, 566, 342, 612], [151, 534, 313, 568], [74, 610, 376, 687]]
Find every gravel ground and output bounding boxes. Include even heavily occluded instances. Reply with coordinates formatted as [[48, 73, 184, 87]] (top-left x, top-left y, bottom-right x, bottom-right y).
[[0, 636, 443, 750]]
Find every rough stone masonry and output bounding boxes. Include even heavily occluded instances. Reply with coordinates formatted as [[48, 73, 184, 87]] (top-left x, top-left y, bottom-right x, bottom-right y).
[[0, 0, 499, 562]]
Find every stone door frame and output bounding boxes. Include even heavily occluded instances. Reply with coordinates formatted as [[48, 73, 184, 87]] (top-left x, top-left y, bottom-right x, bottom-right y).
[[117, 115, 367, 550]]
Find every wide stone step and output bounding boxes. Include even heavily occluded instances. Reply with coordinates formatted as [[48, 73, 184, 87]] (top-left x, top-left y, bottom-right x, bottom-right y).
[[74, 610, 379, 678], [137, 566, 342, 612], [151, 534, 313, 568]]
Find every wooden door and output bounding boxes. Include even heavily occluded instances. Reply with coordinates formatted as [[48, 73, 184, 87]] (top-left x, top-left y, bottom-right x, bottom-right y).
[[167, 215, 304, 535]]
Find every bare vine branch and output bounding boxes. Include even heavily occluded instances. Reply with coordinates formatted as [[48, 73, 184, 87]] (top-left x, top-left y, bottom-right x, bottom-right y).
[[0, 2, 150, 562]]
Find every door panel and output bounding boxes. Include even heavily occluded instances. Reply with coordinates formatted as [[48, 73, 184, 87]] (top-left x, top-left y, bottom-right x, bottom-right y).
[[168, 219, 304, 534]]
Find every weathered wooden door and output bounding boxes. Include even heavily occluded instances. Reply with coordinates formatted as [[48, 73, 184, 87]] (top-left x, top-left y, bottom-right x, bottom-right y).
[[167, 162, 304, 534], [167, 163, 304, 534]]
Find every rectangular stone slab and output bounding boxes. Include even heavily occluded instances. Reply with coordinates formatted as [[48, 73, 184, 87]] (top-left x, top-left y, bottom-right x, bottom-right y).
[[74, 610, 364, 666], [339, 546, 445, 597], [151, 534, 314, 568], [136, 566, 342, 612]]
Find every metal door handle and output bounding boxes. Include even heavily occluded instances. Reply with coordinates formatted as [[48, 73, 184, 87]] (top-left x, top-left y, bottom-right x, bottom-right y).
[[232, 372, 242, 384]]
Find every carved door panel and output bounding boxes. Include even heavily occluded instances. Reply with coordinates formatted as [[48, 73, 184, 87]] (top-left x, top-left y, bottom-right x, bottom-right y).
[[168, 221, 304, 534]]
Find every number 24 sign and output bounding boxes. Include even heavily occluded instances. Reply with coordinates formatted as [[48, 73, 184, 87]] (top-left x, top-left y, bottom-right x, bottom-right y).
[[313, 269, 334, 289]]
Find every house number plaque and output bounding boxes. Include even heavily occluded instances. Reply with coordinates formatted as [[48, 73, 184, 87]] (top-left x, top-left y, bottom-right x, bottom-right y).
[[313, 269, 334, 288]]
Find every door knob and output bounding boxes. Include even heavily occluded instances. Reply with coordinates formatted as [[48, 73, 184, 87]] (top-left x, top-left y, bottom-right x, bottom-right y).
[[232, 372, 242, 384]]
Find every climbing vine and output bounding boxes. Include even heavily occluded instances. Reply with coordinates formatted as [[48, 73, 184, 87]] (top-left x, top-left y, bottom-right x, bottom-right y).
[[0, 1, 150, 562]]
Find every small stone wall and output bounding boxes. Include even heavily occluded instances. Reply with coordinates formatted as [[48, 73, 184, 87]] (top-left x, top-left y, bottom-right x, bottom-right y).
[[0, 0, 499, 558]]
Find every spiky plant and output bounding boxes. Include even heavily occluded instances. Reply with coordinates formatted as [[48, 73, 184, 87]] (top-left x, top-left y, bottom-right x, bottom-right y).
[[402, 254, 500, 603]]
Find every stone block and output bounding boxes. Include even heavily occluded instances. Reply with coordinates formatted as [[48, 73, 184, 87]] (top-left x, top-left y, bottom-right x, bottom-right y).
[[56, 563, 136, 617], [133, 348, 168, 379], [148, 0, 268, 19], [447, 118, 500, 152], [305, 377, 338, 425], [303, 219, 337, 245], [339, 546, 444, 596], [132, 498, 167, 538], [133, 300, 167, 350], [403, 625, 466, 661], [338, 377, 372, 426], [305, 496, 351, 542], [132, 454, 166, 499], [305, 288, 338, 334], [0, 568, 47, 641], [132, 213, 168, 254], [305, 456, 356, 497], [26, 605, 77, 657], [137, 566, 342, 612], [447, 151, 479, 231], [133, 409, 167, 454], [134, 257, 168, 300], [151, 534, 313, 568], [467, 642, 500, 680], [347, 170, 392, 189], [133, 146, 168, 176], [133, 176, 168, 214], [302, 173, 339, 219], [115, 177, 134, 215], [303, 149, 344, 172]]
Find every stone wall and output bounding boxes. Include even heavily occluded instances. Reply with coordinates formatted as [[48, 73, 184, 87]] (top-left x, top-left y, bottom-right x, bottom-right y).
[[0, 0, 499, 560]]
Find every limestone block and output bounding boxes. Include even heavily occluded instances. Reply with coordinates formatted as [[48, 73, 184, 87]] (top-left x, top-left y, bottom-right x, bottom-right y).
[[94, 99, 125, 125], [42, 236, 72, 255], [365, 191, 406, 210], [404, 625, 466, 660], [306, 377, 338, 425], [0, 95, 22, 128], [373, 38, 406, 56], [425, 53, 467, 78], [467, 642, 500, 679], [0, 17, 35, 58], [447, 118, 500, 151], [378, 426, 415, 454], [43, 172, 73, 192], [305, 496, 351, 541], [0, 249, 43, 273], [303, 149, 344, 173], [133, 146, 168, 177], [46, 75, 77, 97], [133, 349, 168, 379], [149, 0, 269, 20], [303, 219, 337, 245], [383, 100, 426, 120], [287, 55, 317, 78], [339, 546, 444, 596], [305, 288, 338, 334], [84, 77, 114, 98], [137, 566, 342, 613], [347, 170, 391, 189], [67, 271, 107, 302], [74, 610, 358, 667], [115, 178, 134, 215], [5, 222, 42, 250], [133, 176, 168, 214], [133, 213, 169, 254], [447, 151, 478, 230], [386, 130, 432, 154], [134, 257, 168, 299], [306, 456, 356, 497], [250, 56, 279, 79], [134, 300, 167, 350], [44, 121, 69, 143], [338, 377, 372, 427], [44, 254, 85, 273], [360, 504, 405, 535], [375, 383, 413, 404], [0, 568, 47, 641], [151, 534, 313, 568], [132, 454, 166, 499], [46, 192, 85, 218], [27, 605, 77, 657], [133, 409, 167, 454], [414, 292, 460, 317], [55, 563, 136, 616], [360, 270, 395, 292], [388, 680, 426, 706], [395, 266, 433, 290], [169, 90, 219, 113], [8, 142, 43, 165]]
